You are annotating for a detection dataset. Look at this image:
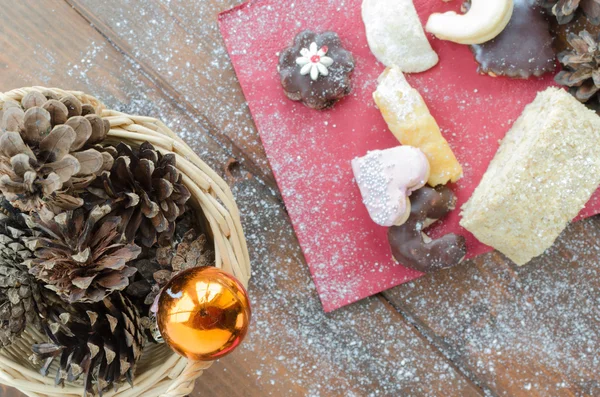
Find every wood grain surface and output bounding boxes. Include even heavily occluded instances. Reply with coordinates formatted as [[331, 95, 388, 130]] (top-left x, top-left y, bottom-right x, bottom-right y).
[[0, 0, 598, 396]]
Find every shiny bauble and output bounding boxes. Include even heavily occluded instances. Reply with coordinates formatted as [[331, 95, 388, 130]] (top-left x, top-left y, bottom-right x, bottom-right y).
[[157, 266, 251, 361]]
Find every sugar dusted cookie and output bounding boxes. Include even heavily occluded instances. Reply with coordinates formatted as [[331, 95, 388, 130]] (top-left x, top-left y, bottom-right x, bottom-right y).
[[352, 146, 430, 227], [362, 0, 438, 73], [461, 88, 600, 265], [373, 66, 463, 186]]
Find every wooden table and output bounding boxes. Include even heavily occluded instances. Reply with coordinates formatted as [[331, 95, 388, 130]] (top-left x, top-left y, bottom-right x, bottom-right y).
[[1, 1, 599, 396]]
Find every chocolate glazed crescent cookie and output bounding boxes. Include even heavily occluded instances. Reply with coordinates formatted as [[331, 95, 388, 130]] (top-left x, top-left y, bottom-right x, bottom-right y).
[[388, 186, 467, 273], [278, 30, 355, 110], [468, 0, 556, 79]]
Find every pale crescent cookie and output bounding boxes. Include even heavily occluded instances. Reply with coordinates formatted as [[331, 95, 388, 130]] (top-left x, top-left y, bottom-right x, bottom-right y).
[[426, 0, 514, 45], [362, 0, 439, 73]]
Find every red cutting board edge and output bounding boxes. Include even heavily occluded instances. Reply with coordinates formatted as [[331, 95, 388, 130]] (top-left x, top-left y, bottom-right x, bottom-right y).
[[219, 0, 600, 312]]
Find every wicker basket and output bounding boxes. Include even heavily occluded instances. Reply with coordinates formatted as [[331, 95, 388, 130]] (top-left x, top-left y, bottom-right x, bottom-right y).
[[0, 87, 251, 397]]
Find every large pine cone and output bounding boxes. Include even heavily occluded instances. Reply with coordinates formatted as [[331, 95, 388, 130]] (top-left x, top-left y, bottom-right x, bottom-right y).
[[0, 200, 46, 347], [0, 90, 113, 218], [32, 293, 145, 396], [25, 204, 141, 304], [88, 142, 191, 248]]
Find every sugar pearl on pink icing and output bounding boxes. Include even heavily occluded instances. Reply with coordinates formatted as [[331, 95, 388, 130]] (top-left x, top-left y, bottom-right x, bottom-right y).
[[351, 146, 430, 227]]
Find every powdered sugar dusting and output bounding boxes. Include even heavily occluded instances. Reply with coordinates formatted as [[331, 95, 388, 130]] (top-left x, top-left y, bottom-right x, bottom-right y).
[[387, 217, 600, 395], [373, 67, 419, 122], [7, 0, 600, 395], [228, 179, 480, 396]]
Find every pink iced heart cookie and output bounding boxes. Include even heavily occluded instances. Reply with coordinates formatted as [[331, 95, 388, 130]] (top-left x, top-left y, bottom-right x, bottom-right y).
[[352, 146, 430, 227]]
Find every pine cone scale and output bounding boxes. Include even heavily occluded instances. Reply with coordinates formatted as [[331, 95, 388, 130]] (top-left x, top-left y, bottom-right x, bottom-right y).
[[23, 107, 51, 142], [42, 100, 68, 126], [1, 107, 25, 132], [581, 0, 600, 24]]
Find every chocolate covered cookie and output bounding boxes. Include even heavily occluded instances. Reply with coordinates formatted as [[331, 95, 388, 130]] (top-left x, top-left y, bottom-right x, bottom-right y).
[[388, 186, 467, 273], [278, 30, 355, 110], [468, 0, 556, 79]]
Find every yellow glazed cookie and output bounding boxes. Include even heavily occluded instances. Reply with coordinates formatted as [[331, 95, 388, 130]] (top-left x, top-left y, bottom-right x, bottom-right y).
[[373, 66, 463, 186]]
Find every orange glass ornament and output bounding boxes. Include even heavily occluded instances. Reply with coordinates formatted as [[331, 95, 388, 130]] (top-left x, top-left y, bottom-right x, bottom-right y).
[[157, 267, 251, 361]]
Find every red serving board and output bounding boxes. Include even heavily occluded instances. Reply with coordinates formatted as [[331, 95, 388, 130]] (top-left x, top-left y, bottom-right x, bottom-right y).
[[219, 0, 600, 312]]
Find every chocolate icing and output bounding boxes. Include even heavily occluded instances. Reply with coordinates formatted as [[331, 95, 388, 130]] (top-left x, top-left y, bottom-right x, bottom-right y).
[[388, 186, 467, 273], [278, 30, 355, 110], [469, 0, 556, 79]]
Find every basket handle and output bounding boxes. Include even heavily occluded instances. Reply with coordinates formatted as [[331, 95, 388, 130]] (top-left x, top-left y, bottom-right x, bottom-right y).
[[160, 361, 213, 397]]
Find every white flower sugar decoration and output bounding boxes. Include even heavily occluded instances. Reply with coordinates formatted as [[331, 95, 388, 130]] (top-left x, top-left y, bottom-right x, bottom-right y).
[[296, 42, 334, 81]]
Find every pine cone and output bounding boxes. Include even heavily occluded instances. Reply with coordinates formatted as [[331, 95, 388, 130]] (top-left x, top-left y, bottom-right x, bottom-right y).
[[539, 0, 600, 25], [0, 90, 113, 218], [126, 226, 214, 309], [555, 30, 600, 103], [0, 200, 47, 347], [88, 142, 191, 248], [32, 293, 145, 396], [25, 204, 141, 304]]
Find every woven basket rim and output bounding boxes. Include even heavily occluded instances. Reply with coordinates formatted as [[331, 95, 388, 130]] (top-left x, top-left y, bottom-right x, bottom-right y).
[[0, 87, 251, 397]]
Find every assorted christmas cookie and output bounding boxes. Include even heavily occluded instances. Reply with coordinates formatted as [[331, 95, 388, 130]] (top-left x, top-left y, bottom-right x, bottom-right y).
[[278, 30, 355, 110], [426, 0, 514, 44], [461, 88, 600, 265], [469, 0, 556, 78], [388, 186, 466, 273], [373, 66, 463, 186], [351, 146, 430, 227], [362, 0, 438, 72]]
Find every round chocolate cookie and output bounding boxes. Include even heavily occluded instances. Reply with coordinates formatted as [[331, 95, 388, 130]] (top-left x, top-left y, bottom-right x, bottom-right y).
[[278, 30, 355, 110]]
